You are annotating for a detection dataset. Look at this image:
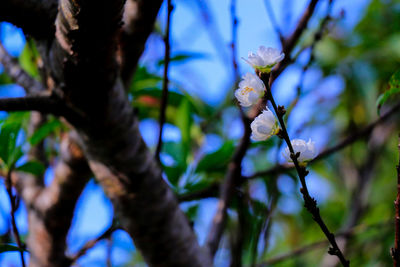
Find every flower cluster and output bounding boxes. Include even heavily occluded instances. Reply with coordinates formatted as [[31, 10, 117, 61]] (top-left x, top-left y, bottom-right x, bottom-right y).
[[234, 46, 317, 165]]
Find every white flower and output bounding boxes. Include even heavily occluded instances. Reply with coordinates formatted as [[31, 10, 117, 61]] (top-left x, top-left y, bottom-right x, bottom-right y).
[[234, 73, 265, 107], [243, 46, 285, 73], [283, 139, 317, 165], [250, 108, 279, 141]]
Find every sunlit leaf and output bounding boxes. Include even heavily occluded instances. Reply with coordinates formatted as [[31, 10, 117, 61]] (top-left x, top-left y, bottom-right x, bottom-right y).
[[18, 38, 40, 78], [16, 161, 45, 176], [157, 52, 207, 67], [196, 141, 235, 173], [29, 119, 62, 145], [376, 69, 400, 114]]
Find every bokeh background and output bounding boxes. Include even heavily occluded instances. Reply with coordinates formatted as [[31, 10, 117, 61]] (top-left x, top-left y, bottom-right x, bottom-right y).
[[1, 0, 400, 266]]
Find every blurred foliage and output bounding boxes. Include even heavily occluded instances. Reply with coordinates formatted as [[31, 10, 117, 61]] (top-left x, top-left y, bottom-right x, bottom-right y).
[[1, 0, 400, 266]]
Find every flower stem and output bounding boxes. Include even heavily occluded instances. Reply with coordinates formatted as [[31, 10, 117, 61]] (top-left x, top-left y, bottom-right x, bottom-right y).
[[259, 72, 350, 267]]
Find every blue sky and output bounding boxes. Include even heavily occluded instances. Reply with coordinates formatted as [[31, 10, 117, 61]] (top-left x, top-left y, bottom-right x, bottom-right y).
[[0, 0, 370, 266]]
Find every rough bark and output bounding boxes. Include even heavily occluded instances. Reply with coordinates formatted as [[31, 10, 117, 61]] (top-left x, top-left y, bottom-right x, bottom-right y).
[[119, 0, 163, 87], [45, 0, 212, 266], [15, 133, 91, 267]]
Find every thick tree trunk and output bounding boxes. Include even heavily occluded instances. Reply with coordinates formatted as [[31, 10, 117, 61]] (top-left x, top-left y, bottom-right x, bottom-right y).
[[47, 0, 212, 266]]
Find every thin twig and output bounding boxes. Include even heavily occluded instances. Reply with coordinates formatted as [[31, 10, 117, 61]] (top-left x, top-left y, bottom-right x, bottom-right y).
[[70, 224, 119, 263], [180, 101, 400, 203], [270, 0, 320, 84], [155, 0, 173, 162], [205, 0, 249, 257], [230, 0, 239, 81], [248, 100, 400, 179], [106, 235, 112, 267], [259, 72, 349, 266], [230, 192, 245, 267], [178, 182, 219, 202], [205, 120, 251, 257], [0, 41, 45, 94], [263, 0, 285, 45], [4, 168, 26, 267], [260, 221, 390, 266], [287, 0, 334, 118], [193, 0, 230, 64], [392, 133, 400, 266]]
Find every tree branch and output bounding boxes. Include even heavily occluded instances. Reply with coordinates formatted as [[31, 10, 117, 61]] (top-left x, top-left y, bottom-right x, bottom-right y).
[[0, 42, 46, 94], [263, 0, 285, 45], [205, 116, 251, 257], [21, 132, 91, 267], [205, 0, 249, 257], [4, 167, 26, 267], [180, 101, 400, 203], [0, 0, 58, 40], [259, 72, 349, 266], [0, 95, 60, 114], [248, 100, 400, 179], [70, 222, 120, 263], [260, 221, 390, 266], [155, 0, 174, 162], [392, 133, 400, 266], [119, 0, 163, 87], [50, 0, 212, 265], [270, 0, 320, 84]]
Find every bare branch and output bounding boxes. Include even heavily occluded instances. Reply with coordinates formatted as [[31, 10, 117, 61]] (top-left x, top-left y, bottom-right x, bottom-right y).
[[248, 100, 400, 179], [155, 0, 174, 162], [24, 132, 91, 267], [5, 168, 26, 267], [271, 0, 320, 83], [391, 133, 400, 265], [230, 0, 240, 81], [205, 1, 250, 257], [0, 95, 60, 114], [0, 42, 46, 94], [119, 0, 163, 87], [206, 116, 251, 257], [263, 0, 285, 45], [0, 0, 58, 40], [178, 182, 219, 202], [260, 221, 390, 266], [259, 72, 349, 265], [70, 223, 119, 263]]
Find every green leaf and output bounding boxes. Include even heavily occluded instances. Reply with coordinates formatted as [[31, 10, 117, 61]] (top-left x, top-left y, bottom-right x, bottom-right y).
[[0, 72, 12, 85], [18, 39, 40, 78], [377, 70, 400, 114], [175, 98, 192, 163], [196, 141, 235, 173], [0, 113, 28, 168], [16, 161, 45, 176], [29, 119, 62, 145], [157, 52, 207, 67], [162, 142, 187, 186], [130, 66, 162, 93], [184, 205, 199, 221], [0, 243, 26, 253]]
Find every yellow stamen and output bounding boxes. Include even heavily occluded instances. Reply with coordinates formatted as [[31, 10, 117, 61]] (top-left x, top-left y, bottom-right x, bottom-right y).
[[241, 87, 254, 95]]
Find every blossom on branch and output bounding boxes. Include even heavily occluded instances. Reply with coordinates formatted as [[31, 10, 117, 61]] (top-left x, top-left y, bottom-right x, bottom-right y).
[[234, 73, 265, 107], [283, 138, 317, 165], [243, 46, 284, 73], [250, 107, 279, 141]]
